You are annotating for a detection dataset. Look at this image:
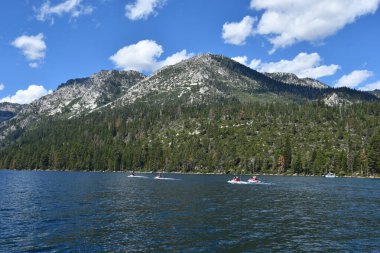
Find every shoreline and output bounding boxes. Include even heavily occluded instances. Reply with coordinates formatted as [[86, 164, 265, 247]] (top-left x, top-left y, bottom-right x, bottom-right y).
[[1, 168, 379, 179]]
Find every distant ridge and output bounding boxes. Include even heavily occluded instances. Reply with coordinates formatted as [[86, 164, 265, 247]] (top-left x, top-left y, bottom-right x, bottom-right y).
[[0, 53, 378, 141]]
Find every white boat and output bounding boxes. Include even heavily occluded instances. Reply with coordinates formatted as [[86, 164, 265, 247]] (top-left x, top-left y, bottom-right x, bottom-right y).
[[247, 176, 261, 184], [247, 178, 262, 184], [154, 172, 179, 180], [324, 172, 336, 178]]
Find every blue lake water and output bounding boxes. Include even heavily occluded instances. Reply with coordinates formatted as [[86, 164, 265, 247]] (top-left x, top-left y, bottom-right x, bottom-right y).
[[0, 170, 379, 252]]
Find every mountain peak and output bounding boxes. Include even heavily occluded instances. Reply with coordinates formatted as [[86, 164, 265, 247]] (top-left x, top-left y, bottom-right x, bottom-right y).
[[323, 92, 352, 106], [58, 70, 145, 90], [117, 53, 267, 105], [264, 72, 328, 89], [91, 69, 143, 79], [369, 89, 380, 98]]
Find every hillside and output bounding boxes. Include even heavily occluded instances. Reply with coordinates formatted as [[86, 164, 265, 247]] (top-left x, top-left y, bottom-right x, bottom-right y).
[[0, 103, 26, 123], [0, 54, 379, 176], [369, 89, 380, 98], [1, 101, 379, 176], [0, 70, 144, 140], [114, 54, 376, 107], [264, 72, 328, 89]]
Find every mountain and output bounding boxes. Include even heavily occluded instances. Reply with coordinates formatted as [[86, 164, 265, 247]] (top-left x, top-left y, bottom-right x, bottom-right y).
[[369, 89, 380, 98], [0, 102, 26, 123], [264, 72, 328, 89], [0, 70, 144, 140], [0, 54, 379, 175], [116, 53, 270, 105], [323, 93, 352, 106], [115, 54, 375, 107], [0, 54, 378, 142], [37, 70, 145, 116]]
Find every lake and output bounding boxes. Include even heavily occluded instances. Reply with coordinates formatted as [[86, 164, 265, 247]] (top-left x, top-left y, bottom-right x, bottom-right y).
[[0, 170, 379, 252]]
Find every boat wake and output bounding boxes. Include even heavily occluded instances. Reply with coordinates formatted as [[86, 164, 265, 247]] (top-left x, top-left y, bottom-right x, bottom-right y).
[[227, 180, 249, 185], [228, 180, 272, 185], [128, 175, 149, 179], [154, 177, 180, 181]]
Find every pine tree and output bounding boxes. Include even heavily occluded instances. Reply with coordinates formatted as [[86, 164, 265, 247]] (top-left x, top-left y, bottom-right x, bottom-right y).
[[283, 136, 292, 171], [360, 150, 368, 176], [292, 153, 302, 175], [278, 155, 285, 174], [368, 130, 380, 175]]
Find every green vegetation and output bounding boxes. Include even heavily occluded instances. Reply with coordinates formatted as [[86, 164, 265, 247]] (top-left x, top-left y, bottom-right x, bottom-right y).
[[1, 100, 380, 176]]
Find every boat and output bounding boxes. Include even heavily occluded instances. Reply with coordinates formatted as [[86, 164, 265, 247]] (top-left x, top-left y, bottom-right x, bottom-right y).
[[128, 172, 148, 178], [154, 171, 179, 180], [228, 176, 249, 184], [247, 178, 261, 183], [324, 172, 336, 178], [247, 176, 261, 184]]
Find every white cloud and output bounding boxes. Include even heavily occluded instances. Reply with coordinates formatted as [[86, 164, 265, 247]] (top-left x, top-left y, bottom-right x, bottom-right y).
[[126, 0, 165, 20], [250, 0, 380, 52], [233, 52, 340, 79], [110, 40, 193, 72], [360, 81, 380, 91], [36, 0, 93, 23], [29, 62, 39, 68], [110, 40, 163, 72], [335, 70, 373, 88], [0, 83, 4, 91], [222, 16, 256, 45], [232, 56, 248, 65], [0, 85, 52, 104], [12, 33, 47, 68], [232, 56, 261, 69], [156, 50, 194, 70]]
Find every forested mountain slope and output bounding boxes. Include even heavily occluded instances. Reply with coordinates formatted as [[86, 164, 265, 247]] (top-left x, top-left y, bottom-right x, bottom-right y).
[[1, 54, 379, 175]]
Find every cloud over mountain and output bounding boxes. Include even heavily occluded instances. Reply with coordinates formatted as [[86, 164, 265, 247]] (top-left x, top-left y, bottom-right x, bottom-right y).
[[250, 0, 380, 53], [222, 16, 256, 45], [335, 70, 373, 88], [0, 85, 52, 104], [36, 0, 93, 23], [125, 0, 166, 20], [110, 40, 193, 72], [12, 33, 47, 68], [233, 52, 339, 79]]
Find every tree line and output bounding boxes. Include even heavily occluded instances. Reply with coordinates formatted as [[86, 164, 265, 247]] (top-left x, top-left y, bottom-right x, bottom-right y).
[[0, 100, 379, 176]]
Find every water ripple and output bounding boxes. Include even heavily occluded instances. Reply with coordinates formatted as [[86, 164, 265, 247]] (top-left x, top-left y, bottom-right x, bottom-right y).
[[0, 171, 380, 252]]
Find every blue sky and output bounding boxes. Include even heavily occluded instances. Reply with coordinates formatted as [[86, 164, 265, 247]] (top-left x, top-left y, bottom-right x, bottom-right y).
[[1, 0, 380, 103]]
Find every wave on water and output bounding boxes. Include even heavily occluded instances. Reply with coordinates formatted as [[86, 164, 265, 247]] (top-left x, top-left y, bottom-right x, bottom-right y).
[[154, 177, 181, 181], [128, 175, 149, 179]]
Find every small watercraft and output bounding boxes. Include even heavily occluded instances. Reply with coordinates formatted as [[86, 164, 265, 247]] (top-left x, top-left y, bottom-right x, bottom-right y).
[[228, 176, 249, 184], [128, 172, 148, 178], [324, 172, 336, 178], [248, 178, 261, 183], [247, 176, 261, 184], [154, 173, 179, 180]]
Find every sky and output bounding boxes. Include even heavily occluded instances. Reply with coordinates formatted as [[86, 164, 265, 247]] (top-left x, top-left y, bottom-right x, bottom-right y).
[[1, 0, 380, 104]]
